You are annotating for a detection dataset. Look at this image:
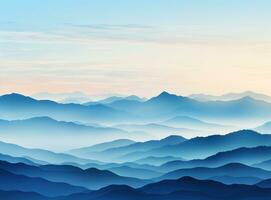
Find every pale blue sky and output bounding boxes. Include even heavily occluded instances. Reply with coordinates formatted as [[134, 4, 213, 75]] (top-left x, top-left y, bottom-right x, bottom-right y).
[[0, 0, 271, 97]]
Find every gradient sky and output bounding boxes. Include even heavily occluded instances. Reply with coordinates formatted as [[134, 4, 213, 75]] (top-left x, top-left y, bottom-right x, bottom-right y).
[[0, 0, 271, 97]]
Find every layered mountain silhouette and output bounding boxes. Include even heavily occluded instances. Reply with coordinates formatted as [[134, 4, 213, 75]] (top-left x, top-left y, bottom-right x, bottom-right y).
[[0, 93, 131, 123], [112, 123, 197, 138], [2, 92, 271, 199], [85, 95, 146, 105], [160, 146, 271, 172], [133, 156, 183, 166], [190, 91, 271, 102], [69, 139, 135, 158], [78, 135, 186, 162], [104, 130, 271, 163], [107, 166, 162, 179], [0, 168, 87, 197], [253, 159, 271, 171], [105, 91, 271, 122], [255, 121, 271, 134], [161, 115, 233, 131], [157, 163, 271, 181], [0, 161, 149, 190], [2, 92, 271, 125], [0, 117, 134, 150], [0, 140, 100, 164]]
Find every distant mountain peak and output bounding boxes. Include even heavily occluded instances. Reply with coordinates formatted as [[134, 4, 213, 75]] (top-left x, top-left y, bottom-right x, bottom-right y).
[[151, 91, 187, 102], [158, 91, 176, 98], [162, 135, 187, 142], [227, 129, 259, 136], [160, 91, 171, 96], [2, 93, 30, 99], [0, 93, 36, 103]]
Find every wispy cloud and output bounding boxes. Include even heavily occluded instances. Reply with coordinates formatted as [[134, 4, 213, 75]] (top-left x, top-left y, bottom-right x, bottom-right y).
[[71, 23, 153, 31]]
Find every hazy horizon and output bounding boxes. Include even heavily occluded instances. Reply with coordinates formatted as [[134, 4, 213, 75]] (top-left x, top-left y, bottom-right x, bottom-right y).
[[1, 0, 271, 97]]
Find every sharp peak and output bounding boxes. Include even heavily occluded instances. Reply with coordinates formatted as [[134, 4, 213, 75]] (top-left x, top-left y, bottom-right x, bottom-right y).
[[158, 91, 176, 96], [155, 91, 188, 99]]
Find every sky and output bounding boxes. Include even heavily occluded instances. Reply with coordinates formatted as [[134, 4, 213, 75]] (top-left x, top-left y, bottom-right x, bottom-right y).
[[0, 0, 271, 98]]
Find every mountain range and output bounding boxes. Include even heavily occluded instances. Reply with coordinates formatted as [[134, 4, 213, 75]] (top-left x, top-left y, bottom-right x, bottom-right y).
[[101, 130, 271, 162], [189, 91, 271, 102], [0, 140, 100, 164], [71, 135, 186, 162], [2, 91, 271, 199], [2, 92, 271, 126], [0, 160, 149, 190]]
